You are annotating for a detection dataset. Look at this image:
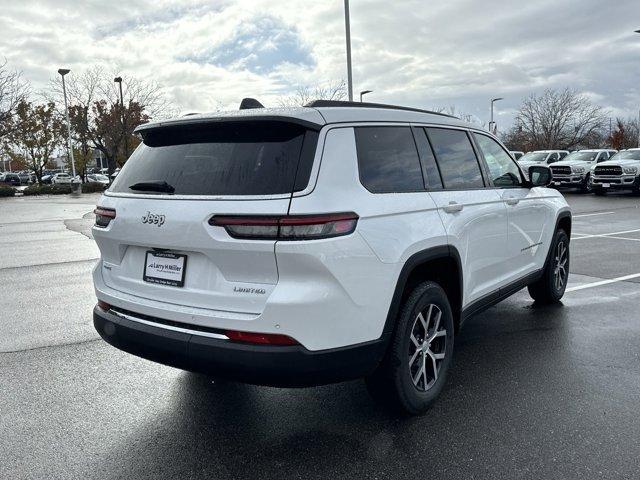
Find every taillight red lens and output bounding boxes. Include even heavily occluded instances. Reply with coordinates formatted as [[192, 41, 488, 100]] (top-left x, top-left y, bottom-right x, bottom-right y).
[[225, 330, 299, 346], [94, 207, 116, 228], [210, 213, 358, 240]]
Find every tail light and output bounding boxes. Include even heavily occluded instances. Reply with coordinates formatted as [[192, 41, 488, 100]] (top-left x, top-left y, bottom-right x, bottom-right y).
[[225, 330, 299, 346], [209, 212, 358, 240], [94, 207, 116, 228]]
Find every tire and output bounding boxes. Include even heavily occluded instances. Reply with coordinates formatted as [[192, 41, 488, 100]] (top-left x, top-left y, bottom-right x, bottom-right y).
[[528, 229, 570, 304], [580, 174, 591, 193], [366, 281, 455, 415]]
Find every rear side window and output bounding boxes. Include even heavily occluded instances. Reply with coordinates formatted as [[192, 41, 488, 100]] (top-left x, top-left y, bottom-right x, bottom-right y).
[[426, 128, 484, 189], [355, 127, 424, 193], [109, 121, 317, 196]]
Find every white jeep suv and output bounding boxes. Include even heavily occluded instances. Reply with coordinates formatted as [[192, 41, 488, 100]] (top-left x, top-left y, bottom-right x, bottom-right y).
[[92, 100, 571, 414]]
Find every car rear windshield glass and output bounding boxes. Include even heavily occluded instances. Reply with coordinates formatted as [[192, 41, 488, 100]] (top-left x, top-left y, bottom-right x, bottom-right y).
[[109, 121, 317, 196]]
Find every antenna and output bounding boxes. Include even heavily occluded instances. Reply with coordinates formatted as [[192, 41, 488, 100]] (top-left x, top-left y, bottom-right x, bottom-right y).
[[239, 98, 264, 110]]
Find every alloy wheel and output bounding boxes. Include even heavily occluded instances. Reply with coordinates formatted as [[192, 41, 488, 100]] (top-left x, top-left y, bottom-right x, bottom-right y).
[[553, 241, 568, 291], [408, 304, 447, 392]]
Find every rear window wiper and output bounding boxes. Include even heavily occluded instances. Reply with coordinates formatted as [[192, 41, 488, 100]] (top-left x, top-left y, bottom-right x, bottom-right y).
[[129, 180, 175, 194]]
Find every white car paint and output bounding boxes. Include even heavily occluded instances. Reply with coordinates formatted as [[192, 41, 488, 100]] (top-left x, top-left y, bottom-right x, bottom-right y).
[[93, 105, 570, 354]]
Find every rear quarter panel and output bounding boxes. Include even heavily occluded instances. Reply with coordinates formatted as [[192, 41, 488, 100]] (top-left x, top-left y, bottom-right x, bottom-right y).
[[280, 125, 448, 348]]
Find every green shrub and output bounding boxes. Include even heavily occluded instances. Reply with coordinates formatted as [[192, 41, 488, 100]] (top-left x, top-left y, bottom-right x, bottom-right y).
[[0, 185, 16, 197], [82, 182, 108, 193], [23, 184, 73, 196]]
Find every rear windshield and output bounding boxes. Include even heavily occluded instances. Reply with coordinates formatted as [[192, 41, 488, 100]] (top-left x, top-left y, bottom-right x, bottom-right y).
[[109, 121, 318, 196]]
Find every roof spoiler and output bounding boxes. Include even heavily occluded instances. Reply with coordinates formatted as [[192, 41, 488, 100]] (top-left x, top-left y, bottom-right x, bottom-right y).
[[239, 98, 264, 110]]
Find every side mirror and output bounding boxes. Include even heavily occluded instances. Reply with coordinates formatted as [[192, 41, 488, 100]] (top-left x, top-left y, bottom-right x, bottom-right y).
[[528, 165, 552, 187]]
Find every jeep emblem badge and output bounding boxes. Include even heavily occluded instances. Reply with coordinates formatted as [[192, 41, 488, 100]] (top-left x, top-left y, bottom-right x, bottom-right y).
[[141, 211, 165, 227]]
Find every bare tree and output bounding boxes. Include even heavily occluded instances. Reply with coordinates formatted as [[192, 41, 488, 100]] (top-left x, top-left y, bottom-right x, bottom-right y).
[[47, 66, 172, 174], [278, 80, 347, 107], [0, 59, 30, 139], [431, 105, 486, 128], [515, 88, 607, 150]]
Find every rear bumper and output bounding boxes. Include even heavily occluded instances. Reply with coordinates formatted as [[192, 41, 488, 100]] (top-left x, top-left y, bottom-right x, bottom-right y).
[[93, 306, 387, 387]]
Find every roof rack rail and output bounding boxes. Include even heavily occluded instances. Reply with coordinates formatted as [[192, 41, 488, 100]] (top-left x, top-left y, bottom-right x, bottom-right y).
[[304, 100, 458, 118]]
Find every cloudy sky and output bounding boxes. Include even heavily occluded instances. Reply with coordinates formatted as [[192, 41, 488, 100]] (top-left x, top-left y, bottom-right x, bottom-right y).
[[1, 0, 639, 129]]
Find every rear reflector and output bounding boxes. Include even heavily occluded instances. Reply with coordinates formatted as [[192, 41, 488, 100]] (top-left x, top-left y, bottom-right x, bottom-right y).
[[210, 212, 358, 240], [97, 300, 111, 311], [94, 207, 116, 228], [225, 330, 299, 346]]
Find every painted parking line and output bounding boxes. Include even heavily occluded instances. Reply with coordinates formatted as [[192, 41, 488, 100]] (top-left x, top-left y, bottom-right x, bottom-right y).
[[566, 272, 640, 292], [571, 228, 640, 240], [573, 211, 615, 218]]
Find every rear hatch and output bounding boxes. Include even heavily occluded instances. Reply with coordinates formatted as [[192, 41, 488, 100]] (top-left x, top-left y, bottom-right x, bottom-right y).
[[93, 118, 320, 314]]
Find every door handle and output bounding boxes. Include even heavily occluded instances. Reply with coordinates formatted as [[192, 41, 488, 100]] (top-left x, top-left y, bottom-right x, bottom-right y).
[[443, 201, 463, 214], [505, 198, 520, 206]]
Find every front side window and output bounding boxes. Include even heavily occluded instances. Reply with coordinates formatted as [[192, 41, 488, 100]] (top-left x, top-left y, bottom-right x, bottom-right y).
[[426, 128, 484, 189], [473, 133, 522, 187], [548, 153, 560, 163], [355, 126, 424, 193]]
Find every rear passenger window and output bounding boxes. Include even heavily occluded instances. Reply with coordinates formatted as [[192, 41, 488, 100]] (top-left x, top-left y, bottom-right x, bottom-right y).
[[426, 128, 484, 189], [355, 127, 424, 193]]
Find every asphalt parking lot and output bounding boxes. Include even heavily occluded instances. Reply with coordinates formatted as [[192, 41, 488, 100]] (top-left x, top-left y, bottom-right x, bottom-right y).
[[1, 191, 639, 480]]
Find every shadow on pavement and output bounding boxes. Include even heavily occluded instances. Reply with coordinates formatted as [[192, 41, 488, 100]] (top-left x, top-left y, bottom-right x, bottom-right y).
[[96, 298, 595, 480]]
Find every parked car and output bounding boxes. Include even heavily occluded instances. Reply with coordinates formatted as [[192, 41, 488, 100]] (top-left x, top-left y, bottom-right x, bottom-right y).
[[549, 149, 617, 192], [510, 150, 525, 160], [51, 173, 72, 185], [92, 99, 571, 415], [518, 150, 570, 179], [16, 171, 31, 184], [591, 148, 640, 195], [87, 174, 110, 185], [0, 173, 21, 186]]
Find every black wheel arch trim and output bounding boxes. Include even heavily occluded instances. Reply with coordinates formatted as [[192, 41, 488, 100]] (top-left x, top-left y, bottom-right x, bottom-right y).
[[381, 245, 463, 341]]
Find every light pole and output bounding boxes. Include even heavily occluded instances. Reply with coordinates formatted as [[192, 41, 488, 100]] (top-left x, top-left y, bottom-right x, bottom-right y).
[[114, 76, 128, 162], [344, 0, 353, 101], [58, 69, 76, 178], [635, 31, 640, 147], [360, 90, 372, 102], [490, 97, 504, 134]]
